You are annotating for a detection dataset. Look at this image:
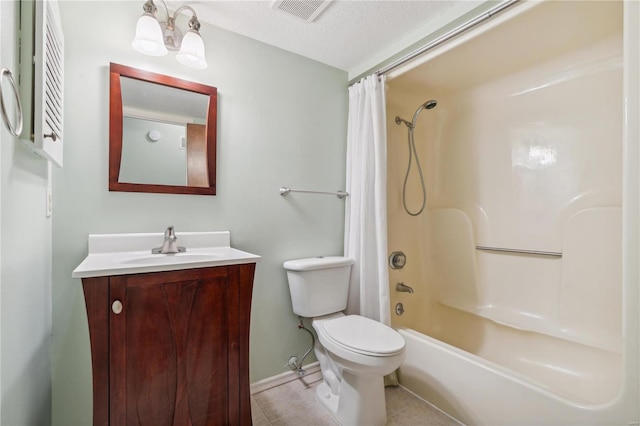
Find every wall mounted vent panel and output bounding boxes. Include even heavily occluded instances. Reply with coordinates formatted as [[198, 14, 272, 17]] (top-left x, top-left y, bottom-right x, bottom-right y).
[[19, 0, 64, 167], [271, 0, 332, 23]]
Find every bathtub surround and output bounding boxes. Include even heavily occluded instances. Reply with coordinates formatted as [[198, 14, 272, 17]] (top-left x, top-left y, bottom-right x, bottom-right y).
[[387, 1, 638, 424], [344, 75, 390, 324]]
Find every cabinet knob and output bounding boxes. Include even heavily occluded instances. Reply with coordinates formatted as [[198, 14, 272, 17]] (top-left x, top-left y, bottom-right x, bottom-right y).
[[112, 300, 123, 315]]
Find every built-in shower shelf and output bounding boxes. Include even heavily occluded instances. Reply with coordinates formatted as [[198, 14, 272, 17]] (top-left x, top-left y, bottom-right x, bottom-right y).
[[438, 300, 622, 354]]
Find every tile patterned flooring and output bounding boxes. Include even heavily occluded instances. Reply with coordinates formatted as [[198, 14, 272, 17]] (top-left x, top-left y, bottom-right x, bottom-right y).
[[251, 371, 461, 426]]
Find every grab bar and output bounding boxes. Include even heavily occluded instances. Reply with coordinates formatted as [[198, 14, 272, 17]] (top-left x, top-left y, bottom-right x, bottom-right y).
[[279, 187, 349, 199], [475, 246, 562, 258]]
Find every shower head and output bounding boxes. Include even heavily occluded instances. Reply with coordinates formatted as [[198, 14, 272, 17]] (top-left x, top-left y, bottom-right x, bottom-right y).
[[424, 100, 437, 110], [412, 99, 437, 123], [395, 99, 438, 128]]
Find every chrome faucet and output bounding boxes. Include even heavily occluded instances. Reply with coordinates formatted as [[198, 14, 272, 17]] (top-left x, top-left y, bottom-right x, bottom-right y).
[[152, 226, 186, 254], [395, 282, 414, 294]]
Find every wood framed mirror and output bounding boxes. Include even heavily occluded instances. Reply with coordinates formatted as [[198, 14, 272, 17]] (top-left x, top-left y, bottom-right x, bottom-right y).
[[109, 63, 217, 195]]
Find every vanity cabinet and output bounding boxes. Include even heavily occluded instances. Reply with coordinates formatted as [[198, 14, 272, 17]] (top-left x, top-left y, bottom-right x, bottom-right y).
[[82, 263, 256, 426]]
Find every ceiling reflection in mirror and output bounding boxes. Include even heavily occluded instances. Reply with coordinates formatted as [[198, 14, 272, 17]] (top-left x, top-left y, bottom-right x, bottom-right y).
[[109, 63, 218, 195]]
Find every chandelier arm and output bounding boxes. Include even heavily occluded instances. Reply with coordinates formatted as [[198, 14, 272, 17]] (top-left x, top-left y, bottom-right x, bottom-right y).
[[141, 0, 199, 29], [172, 5, 201, 31], [158, 0, 172, 22]]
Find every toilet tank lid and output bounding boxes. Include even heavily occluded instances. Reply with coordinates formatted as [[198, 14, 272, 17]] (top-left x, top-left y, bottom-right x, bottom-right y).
[[283, 256, 354, 271]]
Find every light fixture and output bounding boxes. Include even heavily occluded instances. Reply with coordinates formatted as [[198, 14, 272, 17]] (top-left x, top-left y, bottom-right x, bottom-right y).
[[147, 130, 162, 141], [132, 0, 207, 70]]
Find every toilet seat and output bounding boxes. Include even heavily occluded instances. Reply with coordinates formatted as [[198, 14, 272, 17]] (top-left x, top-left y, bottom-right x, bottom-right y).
[[321, 315, 405, 357]]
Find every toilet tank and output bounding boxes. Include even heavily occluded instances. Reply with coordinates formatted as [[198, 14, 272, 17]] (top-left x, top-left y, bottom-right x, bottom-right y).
[[283, 256, 355, 317]]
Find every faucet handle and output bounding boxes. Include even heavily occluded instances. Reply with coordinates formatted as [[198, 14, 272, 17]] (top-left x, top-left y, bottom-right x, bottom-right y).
[[151, 226, 185, 254], [165, 226, 176, 240]]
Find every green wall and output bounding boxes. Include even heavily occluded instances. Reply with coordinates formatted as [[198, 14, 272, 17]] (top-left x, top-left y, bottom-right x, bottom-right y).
[[52, 2, 347, 424], [1, 1, 52, 424], [120, 117, 187, 185]]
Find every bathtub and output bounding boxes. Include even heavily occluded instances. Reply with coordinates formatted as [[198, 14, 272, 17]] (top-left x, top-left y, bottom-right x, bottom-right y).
[[398, 323, 633, 426], [385, 0, 640, 424]]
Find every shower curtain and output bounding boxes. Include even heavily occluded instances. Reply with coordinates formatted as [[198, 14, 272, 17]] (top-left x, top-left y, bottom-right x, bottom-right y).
[[344, 74, 390, 326]]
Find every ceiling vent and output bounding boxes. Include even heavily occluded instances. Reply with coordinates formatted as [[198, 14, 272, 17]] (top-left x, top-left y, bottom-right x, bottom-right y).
[[271, 0, 332, 23]]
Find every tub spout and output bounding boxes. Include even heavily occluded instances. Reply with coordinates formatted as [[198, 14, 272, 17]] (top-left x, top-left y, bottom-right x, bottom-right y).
[[396, 282, 414, 294]]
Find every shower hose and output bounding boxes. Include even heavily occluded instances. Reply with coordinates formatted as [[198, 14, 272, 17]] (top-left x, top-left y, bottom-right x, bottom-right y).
[[402, 125, 427, 216]]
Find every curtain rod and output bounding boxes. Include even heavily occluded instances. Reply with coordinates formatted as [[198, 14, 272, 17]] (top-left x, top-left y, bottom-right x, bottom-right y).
[[371, 0, 520, 79]]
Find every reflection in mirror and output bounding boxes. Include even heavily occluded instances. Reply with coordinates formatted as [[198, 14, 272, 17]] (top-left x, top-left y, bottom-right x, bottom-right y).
[[119, 77, 209, 187], [109, 63, 217, 195]]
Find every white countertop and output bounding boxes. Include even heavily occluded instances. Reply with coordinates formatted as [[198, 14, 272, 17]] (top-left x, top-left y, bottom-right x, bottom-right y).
[[72, 231, 260, 278]]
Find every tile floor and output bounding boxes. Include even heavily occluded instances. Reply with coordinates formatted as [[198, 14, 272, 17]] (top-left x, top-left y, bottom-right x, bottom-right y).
[[251, 371, 461, 426]]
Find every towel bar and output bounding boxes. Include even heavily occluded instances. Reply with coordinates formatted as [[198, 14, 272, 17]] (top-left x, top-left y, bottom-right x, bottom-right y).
[[279, 187, 349, 199]]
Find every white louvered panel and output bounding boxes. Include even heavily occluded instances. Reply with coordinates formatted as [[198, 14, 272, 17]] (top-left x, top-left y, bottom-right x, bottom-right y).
[[44, 9, 63, 137], [33, 0, 64, 167]]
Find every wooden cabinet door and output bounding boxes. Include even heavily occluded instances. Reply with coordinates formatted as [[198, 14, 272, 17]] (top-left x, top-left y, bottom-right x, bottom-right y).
[[109, 267, 229, 425]]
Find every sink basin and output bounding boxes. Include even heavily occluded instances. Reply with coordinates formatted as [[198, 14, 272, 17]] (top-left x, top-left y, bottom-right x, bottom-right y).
[[120, 253, 224, 265], [72, 231, 260, 278]]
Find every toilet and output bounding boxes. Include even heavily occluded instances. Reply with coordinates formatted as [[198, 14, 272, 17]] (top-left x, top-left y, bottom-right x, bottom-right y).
[[283, 256, 405, 426]]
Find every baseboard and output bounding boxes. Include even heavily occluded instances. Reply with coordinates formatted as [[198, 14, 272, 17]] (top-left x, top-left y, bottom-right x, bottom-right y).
[[250, 361, 321, 394]]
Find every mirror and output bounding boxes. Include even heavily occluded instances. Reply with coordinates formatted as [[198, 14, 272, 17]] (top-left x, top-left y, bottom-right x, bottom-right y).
[[109, 63, 217, 195]]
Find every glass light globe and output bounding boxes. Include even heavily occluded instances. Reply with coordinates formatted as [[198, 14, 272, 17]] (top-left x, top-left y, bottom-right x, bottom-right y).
[[176, 30, 207, 69], [132, 13, 168, 57]]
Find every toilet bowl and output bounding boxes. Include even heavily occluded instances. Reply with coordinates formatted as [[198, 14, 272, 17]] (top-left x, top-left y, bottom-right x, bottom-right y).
[[313, 313, 405, 374], [283, 257, 406, 426], [312, 313, 405, 425]]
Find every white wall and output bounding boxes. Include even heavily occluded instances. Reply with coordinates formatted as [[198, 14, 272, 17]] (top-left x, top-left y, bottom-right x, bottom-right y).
[[53, 2, 347, 424], [0, 1, 53, 424]]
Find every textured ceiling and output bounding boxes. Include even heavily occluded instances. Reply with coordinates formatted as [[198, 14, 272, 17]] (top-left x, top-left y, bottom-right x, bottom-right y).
[[166, 1, 481, 77]]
